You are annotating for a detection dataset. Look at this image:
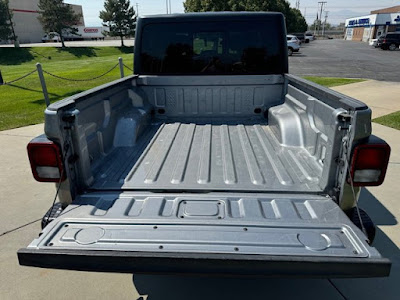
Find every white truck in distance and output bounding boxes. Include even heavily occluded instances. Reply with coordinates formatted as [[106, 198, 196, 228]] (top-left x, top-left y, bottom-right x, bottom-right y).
[[63, 26, 109, 41]]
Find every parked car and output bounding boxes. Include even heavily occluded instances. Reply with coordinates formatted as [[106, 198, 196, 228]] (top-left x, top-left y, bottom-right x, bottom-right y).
[[287, 34, 301, 45], [305, 32, 315, 42], [377, 32, 400, 50], [42, 32, 61, 43], [287, 39, 300, 56], [369, 39, 378, 47], [19, 12, 391, 279], [289, 32, 306, 43]]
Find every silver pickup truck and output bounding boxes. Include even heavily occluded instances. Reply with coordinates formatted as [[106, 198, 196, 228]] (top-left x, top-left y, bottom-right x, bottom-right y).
[[19, 12, 391, 278]]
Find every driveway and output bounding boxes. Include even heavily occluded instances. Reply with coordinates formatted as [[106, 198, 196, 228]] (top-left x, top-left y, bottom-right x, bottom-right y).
[[289, 39, 400, 82]]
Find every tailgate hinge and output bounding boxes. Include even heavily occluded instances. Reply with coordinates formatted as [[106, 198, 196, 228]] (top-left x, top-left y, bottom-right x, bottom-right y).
[[338, 112, 352, 131]]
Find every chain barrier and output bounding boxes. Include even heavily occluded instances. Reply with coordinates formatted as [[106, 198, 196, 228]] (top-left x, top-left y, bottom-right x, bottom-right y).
[[42, 63, 119, 82], [123, 63, 133, 72], [1, 69, 37, 86]]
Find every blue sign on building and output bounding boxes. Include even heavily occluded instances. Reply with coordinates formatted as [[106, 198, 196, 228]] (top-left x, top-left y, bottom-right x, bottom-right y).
[[348, 18, 370, 26]]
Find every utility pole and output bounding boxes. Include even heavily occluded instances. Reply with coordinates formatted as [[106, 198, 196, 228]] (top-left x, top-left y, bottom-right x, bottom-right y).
[[135, 3, 139, 17], [317, 1, 327, 36], [296, 1, 300, 10], [166, 0, 169, 14], [322, 11, 329, 36], [169, 0, 172, 14]]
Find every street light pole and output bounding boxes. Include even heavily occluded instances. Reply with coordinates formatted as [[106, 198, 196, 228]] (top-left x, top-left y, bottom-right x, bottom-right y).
[[166, 0, 169, 14]]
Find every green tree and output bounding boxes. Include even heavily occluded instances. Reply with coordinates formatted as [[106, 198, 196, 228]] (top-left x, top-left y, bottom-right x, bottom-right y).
[[310, 20, 331, 34], [0, 0, 17, 46], [286, 8, 307, 33], [100, 0, 136, 47], [184, 0, 308, 33], [38, 0, 81, 48]]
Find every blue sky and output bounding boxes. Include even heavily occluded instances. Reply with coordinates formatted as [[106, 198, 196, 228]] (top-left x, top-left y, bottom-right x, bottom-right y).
[[67, 0, 400, 26]]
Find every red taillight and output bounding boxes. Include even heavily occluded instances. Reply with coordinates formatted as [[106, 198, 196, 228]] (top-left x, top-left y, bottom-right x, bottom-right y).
[[383, 39, 387, 43], [348, 143, 390, 186], [27, 141, 65, 182]]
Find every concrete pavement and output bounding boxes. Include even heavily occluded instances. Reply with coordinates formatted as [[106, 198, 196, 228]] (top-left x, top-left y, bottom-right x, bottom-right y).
[[332, 80, 400, 118], [0, 98, 399, 299]]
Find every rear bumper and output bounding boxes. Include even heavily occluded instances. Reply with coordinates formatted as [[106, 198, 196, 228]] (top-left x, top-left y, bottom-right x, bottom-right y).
[[18, 248, 391, 278]]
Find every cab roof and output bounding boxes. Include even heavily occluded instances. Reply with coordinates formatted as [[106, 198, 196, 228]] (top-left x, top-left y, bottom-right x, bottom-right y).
[[139, 12, 284, 23]]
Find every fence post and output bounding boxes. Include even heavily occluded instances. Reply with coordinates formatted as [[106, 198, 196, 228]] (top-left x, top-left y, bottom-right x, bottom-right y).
[[118, 57, 124, 78], [36, 63, 50, 107], [0, 70, 3, 85]]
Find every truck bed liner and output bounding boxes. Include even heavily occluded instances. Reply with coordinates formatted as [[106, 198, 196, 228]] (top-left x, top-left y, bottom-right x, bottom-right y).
[[92, 122, 322, 191]]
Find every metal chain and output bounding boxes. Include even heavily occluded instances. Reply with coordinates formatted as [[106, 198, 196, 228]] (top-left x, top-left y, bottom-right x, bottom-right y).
[[1, 69, 37, 86], [42, 63, 119, 82], [123, 63, 133, 72]]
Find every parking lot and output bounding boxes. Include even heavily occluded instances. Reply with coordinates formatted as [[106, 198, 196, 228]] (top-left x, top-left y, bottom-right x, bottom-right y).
[[289, 39, 400, 82]]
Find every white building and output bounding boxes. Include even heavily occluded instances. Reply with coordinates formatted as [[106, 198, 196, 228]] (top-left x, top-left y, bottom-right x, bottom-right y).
[[345, 6, 400, 42], [7, 0, 84, 44]]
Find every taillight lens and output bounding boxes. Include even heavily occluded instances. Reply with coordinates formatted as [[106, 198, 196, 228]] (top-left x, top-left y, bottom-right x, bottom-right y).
[[27, 141, 65, 182], [348, 143, 390, 186]]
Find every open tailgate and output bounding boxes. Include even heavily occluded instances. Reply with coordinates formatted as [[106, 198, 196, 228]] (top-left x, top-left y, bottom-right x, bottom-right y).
[[18, 192, 391, 277]]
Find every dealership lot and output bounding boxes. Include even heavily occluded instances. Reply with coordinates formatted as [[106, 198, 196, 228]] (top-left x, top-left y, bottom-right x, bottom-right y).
[[290, 39, 400, 82]]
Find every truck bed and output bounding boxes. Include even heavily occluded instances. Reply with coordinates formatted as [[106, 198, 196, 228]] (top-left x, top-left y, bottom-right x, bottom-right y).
[[44, 74, 348, 194], [91, 121, 322, 191]]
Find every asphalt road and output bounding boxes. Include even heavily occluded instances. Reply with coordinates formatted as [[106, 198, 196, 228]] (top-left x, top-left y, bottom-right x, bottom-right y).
[[289, 39, 400, 82]]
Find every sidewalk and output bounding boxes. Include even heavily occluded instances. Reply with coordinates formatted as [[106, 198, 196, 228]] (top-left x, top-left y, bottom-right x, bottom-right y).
[[332, 80, 400, 119]]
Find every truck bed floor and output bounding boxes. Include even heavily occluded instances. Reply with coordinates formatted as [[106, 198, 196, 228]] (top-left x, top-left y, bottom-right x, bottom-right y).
[[92, 122, 322, 192]]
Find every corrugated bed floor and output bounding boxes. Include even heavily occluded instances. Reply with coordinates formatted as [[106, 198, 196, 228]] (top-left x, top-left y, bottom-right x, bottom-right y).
[[92, 122, 323, 191]]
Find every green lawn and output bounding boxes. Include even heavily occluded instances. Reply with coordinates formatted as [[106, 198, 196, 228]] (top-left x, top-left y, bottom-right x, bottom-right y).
[[303, 76, 365, 87], [373, 111, 400, 130], [0, 47, 134, 131]]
